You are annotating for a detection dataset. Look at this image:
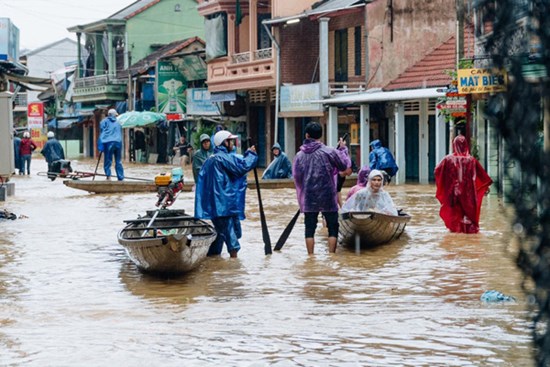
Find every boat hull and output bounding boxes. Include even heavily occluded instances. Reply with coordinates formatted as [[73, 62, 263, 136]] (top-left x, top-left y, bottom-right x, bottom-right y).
[[118, 210, 217, 274], [64, 179, 158, 194], [338, 211, 411, 248]]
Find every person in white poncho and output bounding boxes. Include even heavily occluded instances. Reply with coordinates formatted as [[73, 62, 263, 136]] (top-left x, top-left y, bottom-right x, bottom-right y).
[[341, 169, 398, 215]]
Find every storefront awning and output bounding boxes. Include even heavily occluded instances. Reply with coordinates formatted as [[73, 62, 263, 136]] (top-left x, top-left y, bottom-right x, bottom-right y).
[[312, 87, 445, 105]]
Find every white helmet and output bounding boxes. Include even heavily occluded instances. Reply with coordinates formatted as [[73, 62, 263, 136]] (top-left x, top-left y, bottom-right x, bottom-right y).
[[213, 130, 238, 147], [47, 131, 55, 138]]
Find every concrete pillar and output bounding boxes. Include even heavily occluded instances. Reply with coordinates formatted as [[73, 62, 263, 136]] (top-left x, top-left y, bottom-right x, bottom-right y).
[[76, 32, 82, 78], [359, 104, 370, 168], [0, 92, 14, 182], [419, 100, 429, 184], [249, 0, 257, 53], [284, 117, 296, 161], [319, 18, 330, 97], [107, 28, 115, 77], [394, 102, 405, 185], [435, 107, 447, 164], [327, 106, 338, 147]]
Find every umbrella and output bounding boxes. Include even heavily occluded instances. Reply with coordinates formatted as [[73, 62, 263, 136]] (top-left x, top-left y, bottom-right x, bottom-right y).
[[118, 111, 167, 128]]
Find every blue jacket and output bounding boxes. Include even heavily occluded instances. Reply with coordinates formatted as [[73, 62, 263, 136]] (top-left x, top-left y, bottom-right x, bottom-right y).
[[98, 116, 122, 152], [41, 138, 65, 164], [262, 143, 292, 179], [194, 146, 258, 220], [369, 139, 398, 177]]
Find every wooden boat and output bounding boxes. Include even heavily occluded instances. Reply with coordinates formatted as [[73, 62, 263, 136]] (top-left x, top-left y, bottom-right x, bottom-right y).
[[338, 211, 411, 248], [118, 209, 217, 274], [63, 174, 358, 194], [63, 179, 159, 194]]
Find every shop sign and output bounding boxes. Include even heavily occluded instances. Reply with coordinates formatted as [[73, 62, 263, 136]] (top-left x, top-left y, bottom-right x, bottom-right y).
[[457, 68, 507, 94], [27, 102, 43, 129], [186, 88, 220, 116], [280, 83, 322, 113]]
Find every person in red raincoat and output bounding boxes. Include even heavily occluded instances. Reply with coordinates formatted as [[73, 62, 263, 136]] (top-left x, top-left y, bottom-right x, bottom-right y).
[[434, 134, 493, 233]]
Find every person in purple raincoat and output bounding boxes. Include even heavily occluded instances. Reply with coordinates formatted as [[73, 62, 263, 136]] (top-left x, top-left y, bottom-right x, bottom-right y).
[[293, 122, 352, 255]]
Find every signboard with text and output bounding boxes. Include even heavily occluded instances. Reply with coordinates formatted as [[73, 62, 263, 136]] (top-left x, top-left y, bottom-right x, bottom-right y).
[[457, 68, 507, 94], [186, 88, 219, 116], [27, 102, 44, 129], [280, 83, 323, 116], [156, 61, 186, 113]]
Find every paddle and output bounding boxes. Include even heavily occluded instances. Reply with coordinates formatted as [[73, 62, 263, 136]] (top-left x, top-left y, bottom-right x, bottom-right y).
[[274, 133, 350, 251], [92, 151, 103, 181], [273, 208, 300, 251], [248, 138, 272, 255]]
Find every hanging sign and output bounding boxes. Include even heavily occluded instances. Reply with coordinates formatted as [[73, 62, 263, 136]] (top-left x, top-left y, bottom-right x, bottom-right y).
[[457, 68, 507, 94], [27, 102, 44, 129]]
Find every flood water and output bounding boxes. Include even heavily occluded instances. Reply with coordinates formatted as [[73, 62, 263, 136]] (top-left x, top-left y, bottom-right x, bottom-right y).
[[1, 159, 533, 366]]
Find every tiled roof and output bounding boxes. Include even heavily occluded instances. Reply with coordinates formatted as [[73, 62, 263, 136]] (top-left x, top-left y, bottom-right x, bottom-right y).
[[109, 0, 161, 20], [118, 37, 204, 79], [384, 26, 475, 91]]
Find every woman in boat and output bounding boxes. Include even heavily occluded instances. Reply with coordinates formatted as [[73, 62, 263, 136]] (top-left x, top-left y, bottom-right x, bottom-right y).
[[345, 165, 371, 200], [341, 169, 398, 216], [262, 142, 292, 179], [434, 133, 492, 234], [194, 130, 258, 258]]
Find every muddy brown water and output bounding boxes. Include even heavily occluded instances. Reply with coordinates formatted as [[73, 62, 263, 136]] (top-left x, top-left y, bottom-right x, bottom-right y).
[[0, 158, 532, 366]]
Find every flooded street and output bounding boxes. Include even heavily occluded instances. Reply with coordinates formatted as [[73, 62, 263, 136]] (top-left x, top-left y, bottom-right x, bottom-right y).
[[1, 159, 532, 366]]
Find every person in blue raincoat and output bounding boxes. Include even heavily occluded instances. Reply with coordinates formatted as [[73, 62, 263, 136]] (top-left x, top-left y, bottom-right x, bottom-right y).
[[262, 142, 292, 179], [41, 131, 65, 171], [194, 130, 258, 258], [369, 139, 398, 183], [98, 109, 124, 181], [293, 122, 352, 255]]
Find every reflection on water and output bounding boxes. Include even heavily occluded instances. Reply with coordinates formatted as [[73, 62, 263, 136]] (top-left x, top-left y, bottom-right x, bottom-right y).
[[0, 159, 533, 365]]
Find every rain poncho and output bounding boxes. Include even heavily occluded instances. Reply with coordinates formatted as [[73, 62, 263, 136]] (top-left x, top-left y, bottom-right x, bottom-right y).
[[262, 143, 292, 179], [195, 145, 258, 220], [192, 145, 213, 183], [345, 165, 371, 200], [341, 169, 398, 215], [41, 138, 65, 164], [434, 135, 492, 233], [293, 138, 351, 213], [369, 139, 399, 177], [98, 116, 122, 152]]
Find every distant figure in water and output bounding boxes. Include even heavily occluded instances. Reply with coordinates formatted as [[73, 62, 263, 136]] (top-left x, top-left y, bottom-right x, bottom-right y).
[[262, 143, 292, 179], [434, 133, 492, 234]]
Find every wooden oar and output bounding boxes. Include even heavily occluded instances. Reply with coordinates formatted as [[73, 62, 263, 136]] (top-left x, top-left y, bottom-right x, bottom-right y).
[[92, 151, 103, 181], [273, 209, 300, 251], [248, 138, 272, 255], [253, 164, 272, 255]]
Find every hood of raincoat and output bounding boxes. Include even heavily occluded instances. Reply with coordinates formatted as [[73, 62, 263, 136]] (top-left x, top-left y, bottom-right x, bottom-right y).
[[452, 135, 470, 156], [271, 142, 282, 155], [370, 139, 382, 149], [357, 165, 371, 186]]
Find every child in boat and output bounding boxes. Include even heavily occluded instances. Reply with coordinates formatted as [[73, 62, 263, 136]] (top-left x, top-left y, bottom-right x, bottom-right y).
[[341, 169, 398, 215]]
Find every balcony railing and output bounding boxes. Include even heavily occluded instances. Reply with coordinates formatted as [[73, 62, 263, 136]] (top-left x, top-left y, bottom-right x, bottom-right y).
[[329, 81, 367, 95], [75, 75, 126, 88], [231, 48, 273, 64]]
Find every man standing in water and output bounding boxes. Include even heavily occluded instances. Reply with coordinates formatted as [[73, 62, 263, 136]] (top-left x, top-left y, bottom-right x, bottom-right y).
[[194, 130, 257, 258], [293, 122, 351, 255], [98, 109, 124, 181]]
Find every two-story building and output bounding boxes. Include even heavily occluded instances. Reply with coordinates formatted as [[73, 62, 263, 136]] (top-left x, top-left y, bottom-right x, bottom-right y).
[[67, 0, 205, 159], [197, 0, 459, 172]]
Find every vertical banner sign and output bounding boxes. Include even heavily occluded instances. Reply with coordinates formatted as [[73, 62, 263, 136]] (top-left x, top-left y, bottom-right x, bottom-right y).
[[27, 102, 44, 129], [156, 61, 186, 114]]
